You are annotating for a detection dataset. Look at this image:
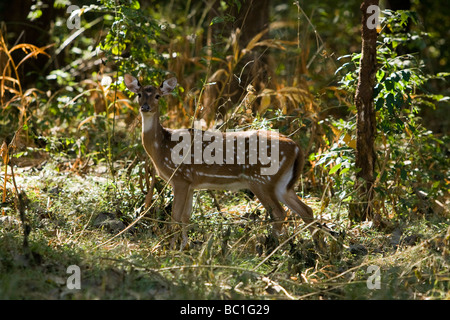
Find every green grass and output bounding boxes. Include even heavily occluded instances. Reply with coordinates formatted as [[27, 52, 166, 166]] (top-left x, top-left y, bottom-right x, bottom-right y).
[[1, 161, 449, 300]]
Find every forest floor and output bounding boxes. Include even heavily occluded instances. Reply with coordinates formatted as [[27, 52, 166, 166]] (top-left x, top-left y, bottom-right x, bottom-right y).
[[1, 159, 449, 300]]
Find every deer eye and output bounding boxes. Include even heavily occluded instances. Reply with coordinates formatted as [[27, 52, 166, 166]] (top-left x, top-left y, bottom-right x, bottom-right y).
[[137, 93, 142, 98], [155, 94, 160, 100]]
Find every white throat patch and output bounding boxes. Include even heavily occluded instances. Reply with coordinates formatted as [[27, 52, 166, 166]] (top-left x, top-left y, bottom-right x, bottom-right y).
[[141, 113, 156, 133]]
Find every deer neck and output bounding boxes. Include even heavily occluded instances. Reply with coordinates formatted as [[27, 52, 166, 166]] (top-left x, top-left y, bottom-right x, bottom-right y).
[[141, 112, 165, 158]]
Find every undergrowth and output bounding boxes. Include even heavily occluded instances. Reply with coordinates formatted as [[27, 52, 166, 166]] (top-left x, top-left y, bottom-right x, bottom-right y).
[[1, 160, 449, 300]]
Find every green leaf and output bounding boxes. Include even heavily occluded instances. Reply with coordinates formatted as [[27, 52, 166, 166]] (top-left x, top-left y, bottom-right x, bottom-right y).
[[400, 168, 407, 180], [351, 53, 362, 61], [329, 163, 342, 175], [308, 153, 317, 161], [131, 0, 140, 9], [400, 70, 411, 82], [376, 69, 385, 82], [27, 9, 42, 21], [337, 54, 352, 61], [394, 92, 404, 108], [210, 16, 225, 26], [234, 0, 241, 13], [385, 92, 395, 113], [335, 62, 352, 75], [373, 83, 383, 97], [385, 79, 395, 91], [13, 152, 25, 158], [316, 154, 331, 166], [375, 97, 384, 110]]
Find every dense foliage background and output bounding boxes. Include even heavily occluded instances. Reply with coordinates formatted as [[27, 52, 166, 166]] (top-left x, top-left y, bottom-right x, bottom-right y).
[[0, 0, 448, 300]]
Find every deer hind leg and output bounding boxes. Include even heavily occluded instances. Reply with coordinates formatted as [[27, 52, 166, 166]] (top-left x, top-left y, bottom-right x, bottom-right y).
[[171, 184, 194, 250], [250, 185, 287, 237], [281, 189, 315, 232], [281, 188, 327, 250]]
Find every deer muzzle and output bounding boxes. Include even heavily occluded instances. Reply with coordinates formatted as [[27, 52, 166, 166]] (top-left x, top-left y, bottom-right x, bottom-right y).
[[141, 103, 151, 112]]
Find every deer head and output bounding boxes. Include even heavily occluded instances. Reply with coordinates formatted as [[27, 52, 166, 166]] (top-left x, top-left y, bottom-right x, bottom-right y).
[[124, 74, 177, 115]]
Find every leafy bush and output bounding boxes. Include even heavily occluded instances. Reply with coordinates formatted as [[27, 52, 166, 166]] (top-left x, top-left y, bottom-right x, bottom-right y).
[[318, 9, 449, 220]]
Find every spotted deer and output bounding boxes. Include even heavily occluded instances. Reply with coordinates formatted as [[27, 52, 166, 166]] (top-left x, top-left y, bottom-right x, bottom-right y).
[[124, 74, 319, 249]]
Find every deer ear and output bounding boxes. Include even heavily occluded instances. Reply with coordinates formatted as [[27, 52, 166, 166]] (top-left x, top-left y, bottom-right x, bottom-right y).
[[160, 77, 177, 95], [124, 74, 141, 93]]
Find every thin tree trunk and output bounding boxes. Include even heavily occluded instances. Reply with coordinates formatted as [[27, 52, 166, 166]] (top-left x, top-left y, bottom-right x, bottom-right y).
[[349, 0, 379, 222]]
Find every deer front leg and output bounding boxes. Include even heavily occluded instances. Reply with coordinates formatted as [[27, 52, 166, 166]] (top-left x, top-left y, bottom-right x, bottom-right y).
[[171, 183, 194, 250]]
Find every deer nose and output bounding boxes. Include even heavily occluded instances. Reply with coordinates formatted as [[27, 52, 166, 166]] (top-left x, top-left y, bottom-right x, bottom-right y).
[[141, 103, 150, 112]]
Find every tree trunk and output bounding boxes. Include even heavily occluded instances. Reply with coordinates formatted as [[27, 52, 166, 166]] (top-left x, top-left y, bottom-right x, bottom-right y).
[[349, 0, 379, 222]]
